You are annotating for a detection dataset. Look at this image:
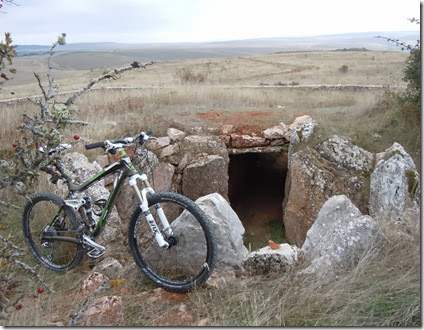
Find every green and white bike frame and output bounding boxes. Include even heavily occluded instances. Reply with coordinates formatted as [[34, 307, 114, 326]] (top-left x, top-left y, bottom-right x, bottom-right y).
[[48, 139, 173, 256]]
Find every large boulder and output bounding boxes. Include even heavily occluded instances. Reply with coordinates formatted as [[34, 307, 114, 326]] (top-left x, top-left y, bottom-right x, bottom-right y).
[[194, 193, 249, 270], [316, 135, 374, 172], [369, 143, 420, 239], [182, 155, 229, 201], [140, 193, 248, 271], [283, 136, 374, 246], [301, 195, 380, 274]]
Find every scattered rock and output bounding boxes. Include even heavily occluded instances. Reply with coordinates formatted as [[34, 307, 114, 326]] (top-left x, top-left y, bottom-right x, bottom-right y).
[[262, 122, 289, 140], [167, 128, 186, 142], [80, 272, 109, 297], [206, 270, 237, 289], [92, 258, 124, 279], [243, 243, 300, 275], [196, 318, 212, 326], [160, 144, 179, 159], [145, 136, 171, 150], [83, 296, 123, 326], [301, 195, 380, 274], [288, 115, 313, 130]]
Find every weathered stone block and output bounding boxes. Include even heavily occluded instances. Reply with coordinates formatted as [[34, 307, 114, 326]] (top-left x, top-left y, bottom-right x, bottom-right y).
[[182, 155, 229, 201]]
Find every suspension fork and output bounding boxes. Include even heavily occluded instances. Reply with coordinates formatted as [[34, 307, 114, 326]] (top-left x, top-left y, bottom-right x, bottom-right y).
[[128, 174, 173, 248]]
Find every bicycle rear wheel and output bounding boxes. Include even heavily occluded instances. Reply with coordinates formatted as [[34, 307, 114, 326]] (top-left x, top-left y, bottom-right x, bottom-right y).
[[128, 192, 217, 292], [22, 192, 83, 272]]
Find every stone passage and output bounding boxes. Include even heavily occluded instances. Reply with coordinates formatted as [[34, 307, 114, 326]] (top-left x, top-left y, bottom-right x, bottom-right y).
[[228, 152, 288, 249]]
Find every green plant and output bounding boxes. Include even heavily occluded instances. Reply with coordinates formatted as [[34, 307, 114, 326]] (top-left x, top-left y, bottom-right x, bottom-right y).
[[339, 64, 349, 73], [0, 32, 16, 83], [378, 18, 420, 111]]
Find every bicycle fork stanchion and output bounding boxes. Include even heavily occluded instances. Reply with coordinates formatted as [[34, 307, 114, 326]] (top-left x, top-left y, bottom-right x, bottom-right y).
[[129, 174, 171, 249]]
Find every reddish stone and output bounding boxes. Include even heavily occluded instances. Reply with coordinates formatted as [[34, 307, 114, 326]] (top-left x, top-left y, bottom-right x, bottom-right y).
[[230, 134, 270, 148]]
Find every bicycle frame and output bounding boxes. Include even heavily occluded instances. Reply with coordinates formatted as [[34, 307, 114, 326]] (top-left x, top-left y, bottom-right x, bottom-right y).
[[62, 149, 172, 248], [65, 159, 129, 232]]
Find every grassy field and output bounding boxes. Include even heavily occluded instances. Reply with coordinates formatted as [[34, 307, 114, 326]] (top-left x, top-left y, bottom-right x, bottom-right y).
[[1, 49, 418, 167], [0, 48, 420, 326]]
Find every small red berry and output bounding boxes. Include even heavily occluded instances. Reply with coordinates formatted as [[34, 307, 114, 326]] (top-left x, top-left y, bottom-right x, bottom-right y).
[[12, 143, 17, 148], [73, 134, 80, 140], [37, 287, 44, 294]]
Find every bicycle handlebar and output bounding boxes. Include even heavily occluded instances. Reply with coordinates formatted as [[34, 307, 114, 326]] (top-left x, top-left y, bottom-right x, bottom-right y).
[[85, 141, 105, 150], [84, 130, 153, 151]]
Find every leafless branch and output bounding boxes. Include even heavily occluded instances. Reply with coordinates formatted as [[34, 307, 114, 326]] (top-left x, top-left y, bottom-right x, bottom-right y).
[[0, 235, 25, 253], [65, 61, 154, 106], [0, 199, 20, 210], [33, 72, 47, 101], [45, 118, 88, 125], [46, 41, 60, 100], [6, 255, 51, 291], [0, 234, 50, 292]]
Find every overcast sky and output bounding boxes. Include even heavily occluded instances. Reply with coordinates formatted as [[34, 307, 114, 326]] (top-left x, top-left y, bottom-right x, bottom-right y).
[[1, 0, 421, 45]]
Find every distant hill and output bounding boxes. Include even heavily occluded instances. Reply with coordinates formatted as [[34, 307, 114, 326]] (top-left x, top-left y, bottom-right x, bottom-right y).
[[15, 31, 419, 60]]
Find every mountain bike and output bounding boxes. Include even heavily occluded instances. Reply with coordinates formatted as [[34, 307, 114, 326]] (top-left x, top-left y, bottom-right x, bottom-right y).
[[22, 131, 217, 292]]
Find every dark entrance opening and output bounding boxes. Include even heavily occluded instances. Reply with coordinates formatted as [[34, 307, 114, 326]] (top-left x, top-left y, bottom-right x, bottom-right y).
[[228, 152, 288, 251]]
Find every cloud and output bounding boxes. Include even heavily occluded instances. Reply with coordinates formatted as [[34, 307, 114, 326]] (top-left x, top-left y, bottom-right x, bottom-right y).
[[2, 0, 420, 45]]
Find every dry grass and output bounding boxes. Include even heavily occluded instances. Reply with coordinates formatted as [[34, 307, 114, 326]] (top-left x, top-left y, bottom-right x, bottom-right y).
[[188, 234, 420, 327], [2, 227, 419, 326], [0, 50, 408, 151]]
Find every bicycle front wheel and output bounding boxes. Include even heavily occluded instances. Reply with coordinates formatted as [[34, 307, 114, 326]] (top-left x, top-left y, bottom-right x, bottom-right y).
[[22, 193, 83, 272], [128, 192, 217, 292]]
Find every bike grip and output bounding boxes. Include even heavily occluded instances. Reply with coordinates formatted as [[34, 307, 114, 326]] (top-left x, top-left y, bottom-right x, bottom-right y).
[[85, 141, 105, 150], [145, 130, 153, 136]]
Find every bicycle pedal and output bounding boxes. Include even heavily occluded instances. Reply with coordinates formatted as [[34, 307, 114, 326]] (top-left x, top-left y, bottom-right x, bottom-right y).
[[87, 249, 105, 259], [41, 241, 53, 249], [82, 234, 105, 259]]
